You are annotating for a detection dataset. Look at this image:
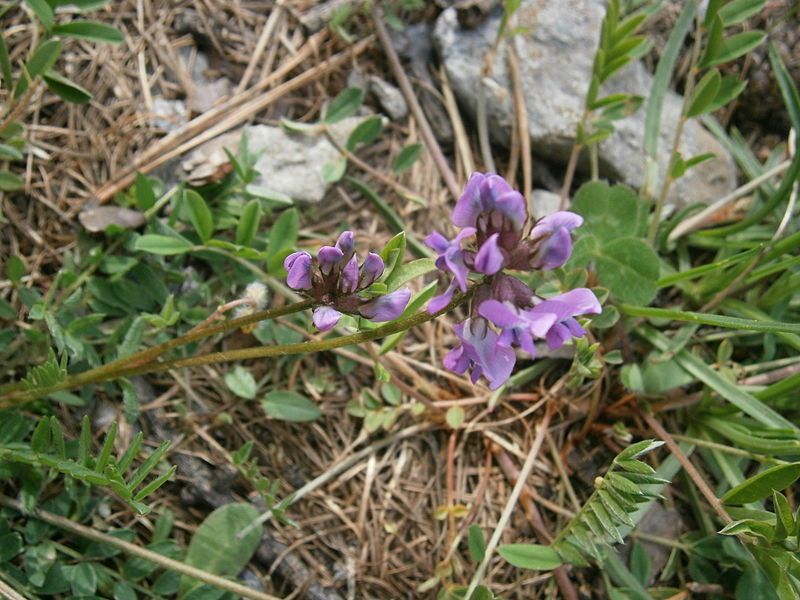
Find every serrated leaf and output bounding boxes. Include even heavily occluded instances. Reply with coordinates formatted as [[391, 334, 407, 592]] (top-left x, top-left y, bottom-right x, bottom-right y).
[[134, 234, 193, 255], [52, 21, 124, 43], [497, 544, 563, 571], [323, 87, 364, 124], [721, 463, 800, 505], [262, 391, 321, 422]]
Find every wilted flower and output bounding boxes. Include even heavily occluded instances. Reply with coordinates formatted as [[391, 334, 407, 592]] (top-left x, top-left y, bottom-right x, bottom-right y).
[[428, 172, 599, 389], [284, 231, 411, 331]]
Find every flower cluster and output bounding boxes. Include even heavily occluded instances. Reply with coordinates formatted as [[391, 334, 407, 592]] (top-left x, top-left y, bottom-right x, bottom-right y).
[[427, 172, 601, 389], [284, 231, 411, 331]]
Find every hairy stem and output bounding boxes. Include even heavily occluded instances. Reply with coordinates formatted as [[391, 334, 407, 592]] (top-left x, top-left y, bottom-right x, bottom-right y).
[[1, 291, 473, 407]]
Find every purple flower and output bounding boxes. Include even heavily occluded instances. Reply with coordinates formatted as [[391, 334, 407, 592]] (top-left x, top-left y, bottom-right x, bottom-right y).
[[452, 172, 527, 233], [317, 245, 345, 275], [479, 288, 601, 353], [359, 288, 411, 322], [341, 255, 359, 294], [335, 230, 355, 255], [312, 306, 342, 331], [284, 251, 312, 290], [425, 227, 476, 313], [529, 212, 584, 270], [360, 253, 384, 288], [474, 233, 504, 275], [443, 319, 516, 390]]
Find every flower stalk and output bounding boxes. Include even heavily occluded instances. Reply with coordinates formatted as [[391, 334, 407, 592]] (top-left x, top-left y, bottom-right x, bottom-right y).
[[0, 292, 472, 409]]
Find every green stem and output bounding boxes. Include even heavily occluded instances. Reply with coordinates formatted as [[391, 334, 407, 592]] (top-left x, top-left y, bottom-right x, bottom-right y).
[[647, 11, 704, 243], [618, 303, 800, 335], [1, 291, 473, 407], [0, 299, 315, 405]]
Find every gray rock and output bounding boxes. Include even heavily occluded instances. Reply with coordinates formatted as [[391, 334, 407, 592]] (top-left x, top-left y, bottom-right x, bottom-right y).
[[434, 2, 737, 210], [369, 76, 409, 121], [181, 118, 361, 203], [150, 97, 187, 131], [530, 189, 562, 220], [79, 206, 146, 232]]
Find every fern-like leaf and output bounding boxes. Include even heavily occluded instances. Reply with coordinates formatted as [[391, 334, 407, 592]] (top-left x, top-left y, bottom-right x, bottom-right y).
[[551, 439, 667, 565], [0, 414, 175, 514]]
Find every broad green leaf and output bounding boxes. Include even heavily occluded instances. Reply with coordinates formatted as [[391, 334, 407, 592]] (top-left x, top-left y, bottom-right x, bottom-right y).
[[323, 86, 364, 124], [0, 143, 23, 160], [5, 256, 24, 282], [262, 391, 321, 422], [0, 170, 23, 191], [380, 231, 407, 282], [718, 0, 765, 26], [392, 143, 423, 173], [0, 34, 13, 89], [224, 366, 257, 400], [498, 544, 563, 571], [571, 181, 649, 241], [705, 75, 747, 113], [43, 71, 92, 104], [721, 463, 800, 505], [384, 257, 435, 291], [133, 172, 156, 211], [181, 503, 262, 595], [266, 208, 298, 273], [346, 115, 383, 151], [134, 234, 193, 255], [467, 525, 485, 562], [445, 406, 465, 429], [183, 190, 213, 241], [52, 21, 124, 43], [321, 156, 347, 183], [245, 185, 293, 206], [701, 31, 766, 68], [235, 199, 261, 246], [25, 39, 62, 78], [686, 68, 721, 117], [593, 238, 659, 305], [26, 0, 54, 30]]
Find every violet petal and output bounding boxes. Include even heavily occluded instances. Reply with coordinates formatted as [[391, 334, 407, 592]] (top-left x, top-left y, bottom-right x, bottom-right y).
[[312, 306, 342, 331], [360, 252, 385, 287], [284, 251, 312, 290], [359, 288, 412, 322], [474, 233, 505, 275]]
